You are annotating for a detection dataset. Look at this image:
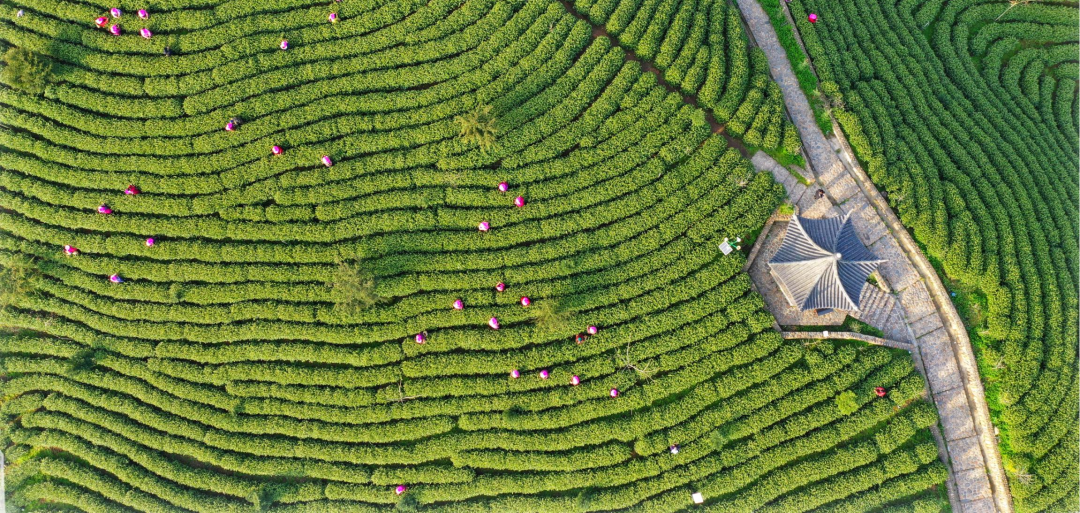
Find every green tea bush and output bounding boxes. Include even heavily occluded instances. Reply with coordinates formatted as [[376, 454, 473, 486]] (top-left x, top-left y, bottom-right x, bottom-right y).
[[0, 0, 945, 509], [780, 0, 1079, 508]]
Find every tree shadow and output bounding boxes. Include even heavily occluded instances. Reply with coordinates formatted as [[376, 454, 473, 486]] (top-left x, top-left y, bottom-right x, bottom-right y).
[[44, 22, 88, 84]]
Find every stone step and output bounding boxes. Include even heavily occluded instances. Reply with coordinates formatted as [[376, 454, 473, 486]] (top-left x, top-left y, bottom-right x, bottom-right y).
[[871, 293, 896, 327], [855, 285, 895, 330]]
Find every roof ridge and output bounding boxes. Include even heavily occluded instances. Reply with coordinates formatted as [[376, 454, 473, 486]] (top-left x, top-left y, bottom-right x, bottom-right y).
[[771, 214, 882, 311]]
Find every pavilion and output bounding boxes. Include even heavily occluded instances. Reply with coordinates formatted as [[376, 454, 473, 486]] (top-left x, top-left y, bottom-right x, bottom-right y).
[[768, 213, 884, 313]]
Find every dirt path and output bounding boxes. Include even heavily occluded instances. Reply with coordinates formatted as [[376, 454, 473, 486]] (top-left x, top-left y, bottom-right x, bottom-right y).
[[555, 0, 751, 158]]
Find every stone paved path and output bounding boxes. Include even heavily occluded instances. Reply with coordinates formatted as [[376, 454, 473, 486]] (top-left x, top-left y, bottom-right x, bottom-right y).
[[779, 331, 911, 350], [737, 1, 1011, 511]]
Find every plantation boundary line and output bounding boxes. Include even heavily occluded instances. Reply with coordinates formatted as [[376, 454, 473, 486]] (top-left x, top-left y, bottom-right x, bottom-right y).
[[553, 0, 752, 157], [735, 1, 1012, 512]]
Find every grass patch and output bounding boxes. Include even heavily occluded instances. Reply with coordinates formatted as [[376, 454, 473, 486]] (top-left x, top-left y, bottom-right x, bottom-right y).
[[767, 146, 807, 168], [789, 166, 812, 185], [752, 0, 833, 136], [923, 249, 1010, 457], [840, 316, 885, 338]]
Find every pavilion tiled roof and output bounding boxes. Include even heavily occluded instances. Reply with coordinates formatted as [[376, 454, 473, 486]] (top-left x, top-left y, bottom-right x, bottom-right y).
[[768, 213, 885, 311]]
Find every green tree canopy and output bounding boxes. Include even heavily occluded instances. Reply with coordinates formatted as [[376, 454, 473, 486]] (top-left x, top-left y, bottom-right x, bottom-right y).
[[835, 390, 859, 415], [328, 261, 384, 314], [1, 47, 52, 94], [454, 104, 497, 150]]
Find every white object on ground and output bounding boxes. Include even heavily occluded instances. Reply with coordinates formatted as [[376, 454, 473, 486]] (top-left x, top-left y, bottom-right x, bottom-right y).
[[718, 238, 733, 255]]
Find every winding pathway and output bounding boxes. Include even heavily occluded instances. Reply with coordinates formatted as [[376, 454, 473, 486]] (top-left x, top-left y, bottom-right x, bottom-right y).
[[735, 1, 1012, 512]]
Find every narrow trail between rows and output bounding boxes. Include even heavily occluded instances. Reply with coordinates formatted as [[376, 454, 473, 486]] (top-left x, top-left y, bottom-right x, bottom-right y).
[[554, 0, 752, 158]]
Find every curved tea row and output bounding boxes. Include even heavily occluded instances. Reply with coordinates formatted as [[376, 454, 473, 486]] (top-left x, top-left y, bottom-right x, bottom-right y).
[[782, 0, 1079, 510], [1, 0, 946, 510]]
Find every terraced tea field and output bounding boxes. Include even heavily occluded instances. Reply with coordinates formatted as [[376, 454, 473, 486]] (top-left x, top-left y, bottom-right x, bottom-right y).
[[774, 0, 1079, 510], [0, 0, 953, 510]]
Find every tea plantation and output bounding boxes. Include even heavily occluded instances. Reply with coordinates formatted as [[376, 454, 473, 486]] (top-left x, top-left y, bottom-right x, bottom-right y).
[[0, 0, 954, 510], [772, 0, 1078, 510]]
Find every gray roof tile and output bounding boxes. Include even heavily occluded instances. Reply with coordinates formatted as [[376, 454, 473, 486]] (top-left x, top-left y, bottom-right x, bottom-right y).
[[768, 214, 885, 311]]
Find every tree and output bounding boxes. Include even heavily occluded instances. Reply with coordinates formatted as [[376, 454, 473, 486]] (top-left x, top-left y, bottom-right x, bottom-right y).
[[65, 349, 98, 376], [395, 494, 421, 512], [710, 426, 735, 450], [328, 261, 384, 314], [1, 47, 52, 95], [575, 489, 597, 510], [835, 390, 859, 415], [502, 404, 527, 425], [0, 253, 39, 308], [532, 299, 571, 332], [454, 104, 497, 150], [615, 341, 657, 382], [247, 484, 280, 511]]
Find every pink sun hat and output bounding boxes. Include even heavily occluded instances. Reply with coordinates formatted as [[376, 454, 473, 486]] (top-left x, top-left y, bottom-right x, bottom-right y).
[[452, 299, 464, 310], [109, 24, 121, 35], [514, 196, 525, 207], [495, 282, 505, 292], [321, 155, 333, 167], [140, 28, 152, 39], [138, 9, 148, 19], [478, 221, 490, 232], [570, 375, 580, 386], [520, 296, 530, 307], [488, 317, 500, 330], [272, 145, 283, 155], [497, 181, 509, 192], [609, 388, 619, 398], [510, 369, 520, 378], [145, 238, 155, 247], [539, 369, 549, 379]]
